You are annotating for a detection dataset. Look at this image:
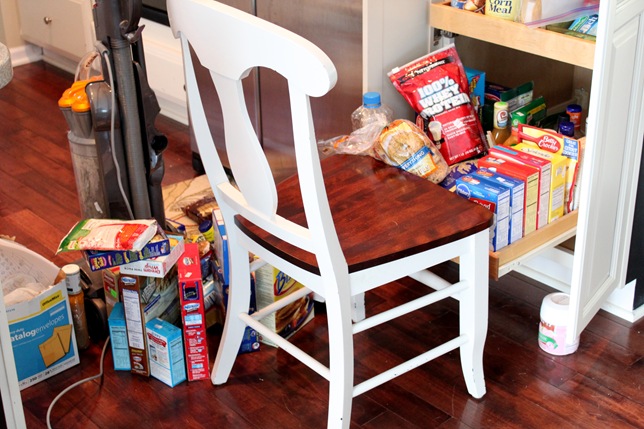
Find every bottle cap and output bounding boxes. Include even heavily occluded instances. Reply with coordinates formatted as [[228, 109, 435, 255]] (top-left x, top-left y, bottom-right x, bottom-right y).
[[363, 92, 382, 108], [566, 104, 582, 113], [62, 264, 82, 295], [559, 121, 575, 137]]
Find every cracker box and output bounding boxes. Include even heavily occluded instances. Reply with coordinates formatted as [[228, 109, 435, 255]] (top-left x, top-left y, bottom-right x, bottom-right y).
[[83, 231, 171, 271], [146, 318, 186, 387], [119, 275, 150, 376], [517, 124, 584, 213], [489, 146, 553, 229], [1, 239, 80, 390], [119, 235, 185, 278], [177, 243, 210, 381], [254, 265, 315, 348], [108, 302, 130, 371], [478, 155, 540, 236], [455, 175, 511, 251], [472, 168, 525, 244]]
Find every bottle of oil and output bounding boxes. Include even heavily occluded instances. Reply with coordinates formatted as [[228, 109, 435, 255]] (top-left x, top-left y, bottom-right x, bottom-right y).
[[63, 264, 90, 350], [492, 101, 511, 146]]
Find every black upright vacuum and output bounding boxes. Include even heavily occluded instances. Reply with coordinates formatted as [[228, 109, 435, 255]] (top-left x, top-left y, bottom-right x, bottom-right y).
[[88, 0, 168, 227]]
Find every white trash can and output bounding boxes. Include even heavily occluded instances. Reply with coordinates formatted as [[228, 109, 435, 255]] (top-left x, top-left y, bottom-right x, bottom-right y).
[[538, 292, 580, 355]]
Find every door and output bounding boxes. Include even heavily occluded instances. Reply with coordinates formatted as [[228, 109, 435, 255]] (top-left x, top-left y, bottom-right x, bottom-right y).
[[569, 0, 644, 344]]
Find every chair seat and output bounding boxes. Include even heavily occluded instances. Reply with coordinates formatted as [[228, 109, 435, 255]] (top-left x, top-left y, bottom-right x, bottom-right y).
[[236, 154, 494, 274]]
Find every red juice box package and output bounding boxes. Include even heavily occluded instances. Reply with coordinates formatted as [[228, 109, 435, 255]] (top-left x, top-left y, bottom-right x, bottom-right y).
[[177, 243, 209, 381]]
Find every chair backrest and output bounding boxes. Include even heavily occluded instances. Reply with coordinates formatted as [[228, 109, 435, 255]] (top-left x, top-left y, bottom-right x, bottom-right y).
[[168, 0, 344, 276]]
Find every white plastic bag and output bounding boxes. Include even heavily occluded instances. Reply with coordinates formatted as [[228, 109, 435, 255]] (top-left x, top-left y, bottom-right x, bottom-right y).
[[521, 0, 599, 27]]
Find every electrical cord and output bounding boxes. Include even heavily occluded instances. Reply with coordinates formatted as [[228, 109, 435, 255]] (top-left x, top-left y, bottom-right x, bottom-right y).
[[46, 336, 111, 429], [99, 45, 135, 220]]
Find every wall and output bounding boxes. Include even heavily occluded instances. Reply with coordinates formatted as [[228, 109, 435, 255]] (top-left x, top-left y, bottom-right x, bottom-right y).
[[0, 0, 23, 48]]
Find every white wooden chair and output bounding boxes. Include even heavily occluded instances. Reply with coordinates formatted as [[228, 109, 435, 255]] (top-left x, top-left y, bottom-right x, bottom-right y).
[[168, 1, 493, 427]]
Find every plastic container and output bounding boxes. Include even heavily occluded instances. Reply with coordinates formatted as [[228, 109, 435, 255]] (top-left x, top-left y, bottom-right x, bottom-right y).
[[351, 92, 393, 131], [558, 121, 575, 137], [538, 292, 579, 355], [566, 104, 582, 133]]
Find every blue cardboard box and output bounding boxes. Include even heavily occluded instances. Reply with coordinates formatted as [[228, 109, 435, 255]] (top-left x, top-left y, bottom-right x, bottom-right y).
[[146, 317, 187, 387], [455, 175, 511, 251], [108, 302, 130, 371], [471, 168, 525, 244]]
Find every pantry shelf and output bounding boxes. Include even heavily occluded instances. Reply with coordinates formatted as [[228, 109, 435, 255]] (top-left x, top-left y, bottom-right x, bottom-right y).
[[490, 210, 578, 280], [430, 2, 596, 70]]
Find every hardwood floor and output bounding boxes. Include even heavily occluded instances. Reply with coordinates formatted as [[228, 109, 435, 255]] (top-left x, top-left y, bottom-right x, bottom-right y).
[[1, 62, 643, 429]]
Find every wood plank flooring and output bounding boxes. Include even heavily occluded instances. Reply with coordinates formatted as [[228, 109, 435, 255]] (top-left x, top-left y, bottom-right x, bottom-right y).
[[1, 62, 642, 429]]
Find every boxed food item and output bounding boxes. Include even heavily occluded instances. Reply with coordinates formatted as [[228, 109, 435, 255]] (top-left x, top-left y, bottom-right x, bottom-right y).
[[478, 155, 540, 236], [254, 265, 315, 347], [455, 175, 511, 251], [516, 124, 585, 213], [472, 168, 525, 244], [509, 96, 547, 134], [57, 219, 158, 253], [212, 208, 229, 285], [177, 243, 210, 381], [482, 81, 534, 131], [146, 317, 186, 387], [102, 267, 120, 316], [489, 146, 554, 229], [1, 239, 80, 390], [119, 235, 184, 278], [119, 275, 150, 376], [107, 302, 130, 371], [512, 142, 567, 223], [83, 230, 170, 271], [464, 67, 486, 114]]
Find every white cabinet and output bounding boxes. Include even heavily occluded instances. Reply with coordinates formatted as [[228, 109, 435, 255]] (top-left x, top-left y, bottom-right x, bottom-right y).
[[17, 0, 95, 62], [417, 0, 644, 344]]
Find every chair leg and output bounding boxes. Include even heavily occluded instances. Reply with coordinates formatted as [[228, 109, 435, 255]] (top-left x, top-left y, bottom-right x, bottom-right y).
[[457, 230, 489, 398], [351, 292, 365, 322], [325, 283, 355, 429], [211, 243, 252, 385]]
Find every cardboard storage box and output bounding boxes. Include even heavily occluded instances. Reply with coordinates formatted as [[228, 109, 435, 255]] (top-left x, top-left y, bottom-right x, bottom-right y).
[[1, 239, 80, 390]]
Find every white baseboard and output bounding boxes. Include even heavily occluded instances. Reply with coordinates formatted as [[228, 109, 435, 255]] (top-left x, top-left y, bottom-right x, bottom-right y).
[[8, 43, 43, 67]]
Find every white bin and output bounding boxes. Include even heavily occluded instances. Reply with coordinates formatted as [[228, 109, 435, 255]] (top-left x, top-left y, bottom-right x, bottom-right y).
[[538, 292, 580, 356]]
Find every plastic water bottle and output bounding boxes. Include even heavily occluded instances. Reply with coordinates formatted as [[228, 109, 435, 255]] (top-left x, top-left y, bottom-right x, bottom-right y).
[[351, 92, 393, 131]]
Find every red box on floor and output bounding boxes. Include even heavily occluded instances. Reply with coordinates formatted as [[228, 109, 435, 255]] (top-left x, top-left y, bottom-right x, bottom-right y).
[[177, 243, 210, 381]]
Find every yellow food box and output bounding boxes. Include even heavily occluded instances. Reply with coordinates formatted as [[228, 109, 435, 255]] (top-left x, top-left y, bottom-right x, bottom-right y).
[[512, 142, 567, 223], [517, 124, 584, 214]]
